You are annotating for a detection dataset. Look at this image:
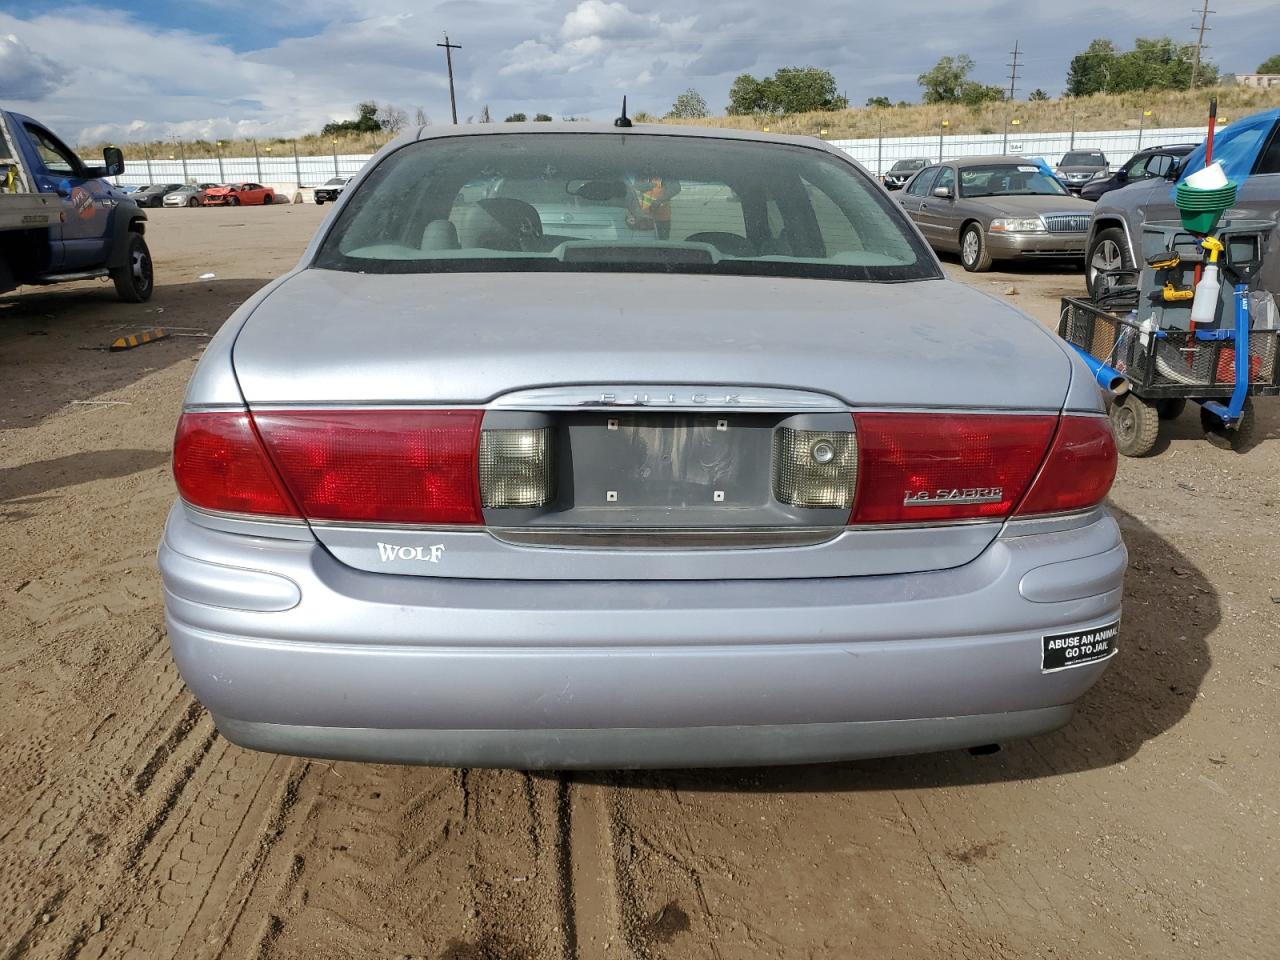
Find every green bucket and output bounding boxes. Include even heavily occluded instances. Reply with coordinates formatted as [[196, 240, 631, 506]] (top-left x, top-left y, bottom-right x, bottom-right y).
[[1179, 207, 1227, 234], [1175, 180, 1236, 233]]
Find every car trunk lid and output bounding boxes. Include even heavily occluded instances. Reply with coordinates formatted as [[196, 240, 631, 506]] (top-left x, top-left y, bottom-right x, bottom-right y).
[[229, 270, 1074, 580]]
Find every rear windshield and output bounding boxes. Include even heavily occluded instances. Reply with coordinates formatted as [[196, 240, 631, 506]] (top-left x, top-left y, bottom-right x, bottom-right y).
[[314, 133, 938, 282]]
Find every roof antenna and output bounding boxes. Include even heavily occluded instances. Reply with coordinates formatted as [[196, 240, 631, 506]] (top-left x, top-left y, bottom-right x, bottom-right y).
[[614, 96, 632, 128]]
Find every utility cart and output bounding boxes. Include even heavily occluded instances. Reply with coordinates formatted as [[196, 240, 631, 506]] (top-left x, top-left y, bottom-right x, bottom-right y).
[[1059, 218, 1279, 456]]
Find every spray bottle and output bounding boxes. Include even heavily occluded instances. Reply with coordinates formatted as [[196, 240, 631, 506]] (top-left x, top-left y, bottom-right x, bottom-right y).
[[1190, 236, 1224, 327]]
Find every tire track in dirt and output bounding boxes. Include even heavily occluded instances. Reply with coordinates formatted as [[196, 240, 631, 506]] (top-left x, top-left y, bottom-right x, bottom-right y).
[[602, 778, 706, 960], [205, 764, 579, 960], [565, 777, 630, 960], [0, 635, 204, 957]]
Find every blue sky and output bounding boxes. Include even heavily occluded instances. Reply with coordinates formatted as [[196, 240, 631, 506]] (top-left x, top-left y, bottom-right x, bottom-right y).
[[1, 0, 1276, 145]]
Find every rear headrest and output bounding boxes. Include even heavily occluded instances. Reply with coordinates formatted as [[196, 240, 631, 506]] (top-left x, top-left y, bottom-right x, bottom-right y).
[[453, 198, 544, 251], [420, 219, 460, 251]]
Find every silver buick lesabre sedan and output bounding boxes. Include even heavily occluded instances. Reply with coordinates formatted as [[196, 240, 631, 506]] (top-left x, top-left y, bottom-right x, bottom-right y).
[[159, 124, 1125, 770]]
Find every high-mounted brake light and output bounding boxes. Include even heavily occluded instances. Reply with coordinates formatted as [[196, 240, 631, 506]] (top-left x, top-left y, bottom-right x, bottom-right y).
[[850, 413, 1058, 524], [1015, 415, 1116, 516], [173, 412, 300, 518], [252, 410, 484, 525]]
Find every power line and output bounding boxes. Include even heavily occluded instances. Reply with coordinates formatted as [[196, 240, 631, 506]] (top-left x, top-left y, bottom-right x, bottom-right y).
[[437, 33, 462, 125], [1190, 0, 1213, 88], [1007, 39, 1023, 100]]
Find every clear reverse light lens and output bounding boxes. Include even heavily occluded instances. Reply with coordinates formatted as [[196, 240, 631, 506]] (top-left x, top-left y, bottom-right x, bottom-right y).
[[772, 428, 857, 509], [479, 428, 556, 508]]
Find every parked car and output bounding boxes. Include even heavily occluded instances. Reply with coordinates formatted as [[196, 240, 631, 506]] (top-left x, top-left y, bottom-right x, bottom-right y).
[[898, 155, 1095, 271], [1085, 110, 1280, 297], [881, 158, 929, 190], [1079, 144, 1196, 202], [313, 176, 352, 204], [163, 183, 219, 208], [161, 124, 1123, 770], [202, 182, 275, 206], [1056, 150, 1109, 193], [133, 183, 186, 207], [1, 107, 152, 301]]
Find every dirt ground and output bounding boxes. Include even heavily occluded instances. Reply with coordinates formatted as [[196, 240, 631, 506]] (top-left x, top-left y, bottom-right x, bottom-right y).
[[1, 205, 1278, 960]]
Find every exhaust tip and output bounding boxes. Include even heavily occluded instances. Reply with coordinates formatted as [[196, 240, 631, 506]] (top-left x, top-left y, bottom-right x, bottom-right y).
[[967, 743, 1002, 757]]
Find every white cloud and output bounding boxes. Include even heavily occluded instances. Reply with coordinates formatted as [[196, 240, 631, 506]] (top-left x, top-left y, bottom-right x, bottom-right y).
[[0, 32, 63, 100], [498, 0, 693, 92], [561, 1, 658, 41]]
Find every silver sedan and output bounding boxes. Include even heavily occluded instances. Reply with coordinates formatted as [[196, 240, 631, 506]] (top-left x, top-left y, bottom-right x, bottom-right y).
[[898, 156, 1096, 271], [159, 126, 1124, 769]]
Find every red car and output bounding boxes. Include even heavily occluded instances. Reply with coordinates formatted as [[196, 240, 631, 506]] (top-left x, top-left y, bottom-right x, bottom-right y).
[[202, 182, 275, 206]]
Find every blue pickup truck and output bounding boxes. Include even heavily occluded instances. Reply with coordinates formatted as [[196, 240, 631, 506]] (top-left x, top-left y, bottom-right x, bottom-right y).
[[1, 108, 153, 301]]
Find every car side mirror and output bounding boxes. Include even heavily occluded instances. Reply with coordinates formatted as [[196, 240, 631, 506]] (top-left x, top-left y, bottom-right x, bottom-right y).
[[932, 185, 953, 199], [55, 179, 72, 198], [102, 147, 124, 177]]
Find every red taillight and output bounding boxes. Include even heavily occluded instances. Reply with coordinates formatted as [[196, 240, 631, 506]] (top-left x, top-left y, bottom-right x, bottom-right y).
[[850, 413, 1058, 524], [1015, 415, 1116, 516], [173, 412, 300, 517], [252, 410, 484, 525]]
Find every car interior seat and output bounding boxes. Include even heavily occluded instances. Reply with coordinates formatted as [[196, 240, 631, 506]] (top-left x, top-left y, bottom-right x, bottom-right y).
[[453, 198, 548, 252], [420, 220, 461, 251]]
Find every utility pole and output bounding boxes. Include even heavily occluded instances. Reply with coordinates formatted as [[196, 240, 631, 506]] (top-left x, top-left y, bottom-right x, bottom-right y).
[[1005, 40, 1023, 159], [1190, 0, 1213, 89], [438, 34, 462, 125], [1007, 40, 1022, 101]]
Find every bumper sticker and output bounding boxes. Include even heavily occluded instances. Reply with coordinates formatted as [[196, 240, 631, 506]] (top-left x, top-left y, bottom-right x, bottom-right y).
[[1042, 621, 1119, 672]]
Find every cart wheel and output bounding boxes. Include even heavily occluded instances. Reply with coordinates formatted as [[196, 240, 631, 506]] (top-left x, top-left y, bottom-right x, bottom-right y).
[[1201, 397, 1256, 452], [1110, 394, 1160, 457], [1156, 398, 1187, 421]]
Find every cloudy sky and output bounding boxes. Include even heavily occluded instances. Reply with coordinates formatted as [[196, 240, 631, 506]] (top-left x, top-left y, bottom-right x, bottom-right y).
[[1, 0, 1276, 145]]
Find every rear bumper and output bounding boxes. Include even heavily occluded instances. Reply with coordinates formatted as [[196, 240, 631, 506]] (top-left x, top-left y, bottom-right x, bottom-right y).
[[160, 505, 1125, 768], [987, 232, 1088, 258], [216, 708, 1074, 769]]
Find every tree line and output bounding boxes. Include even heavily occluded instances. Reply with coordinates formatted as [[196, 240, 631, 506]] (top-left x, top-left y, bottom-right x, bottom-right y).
[[318, 101, 561, 134], [322, 42, 1275, 137]]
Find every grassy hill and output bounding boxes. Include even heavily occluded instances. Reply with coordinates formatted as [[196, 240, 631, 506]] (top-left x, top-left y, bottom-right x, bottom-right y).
[[661, 86, 1280, 139], [84, 86, 1280, 160]]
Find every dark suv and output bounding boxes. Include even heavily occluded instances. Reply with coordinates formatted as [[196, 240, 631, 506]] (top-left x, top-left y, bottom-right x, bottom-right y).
[[1056, 150, 1109, 193], [881, 158, 928, 190], [1079, 144, 1195, 202]]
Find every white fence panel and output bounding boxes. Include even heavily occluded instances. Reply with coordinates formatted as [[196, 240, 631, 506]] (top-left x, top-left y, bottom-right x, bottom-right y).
[[108, 124, 1209, 188], [112, 153, 374, 188], [831, 126, 1206, 175]]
